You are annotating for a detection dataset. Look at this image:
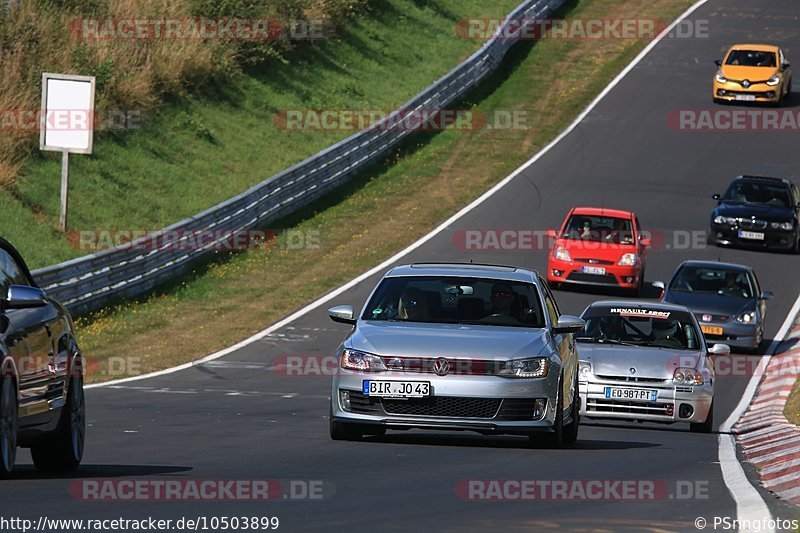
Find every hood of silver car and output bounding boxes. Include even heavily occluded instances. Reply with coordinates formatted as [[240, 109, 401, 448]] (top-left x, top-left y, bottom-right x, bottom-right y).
[[348, 321, 550, 360], [579, 344, 701, 379]]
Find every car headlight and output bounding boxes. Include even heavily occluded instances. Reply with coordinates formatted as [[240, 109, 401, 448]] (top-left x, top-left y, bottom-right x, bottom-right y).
[[498, 358, 549, 379], [713, 215, 736, 225], [340, 349, 387, 372], [579, 361, 592, 381], [736, 310, 756, 324], [673, 367, 703, 386], [715, 71, 728, 83], [553, 247, 571, 262], [766, 74, 781, 86], [770, 221, 794, 231], [618, 253, 638, 266]]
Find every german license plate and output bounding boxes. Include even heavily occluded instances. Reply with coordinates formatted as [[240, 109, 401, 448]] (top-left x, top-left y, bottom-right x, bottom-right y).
[[604, 387, 658, 402], [735, 94, 756, 101], [363, 380, 430, 398], [581, 266, 606, 275], [701, 325, 723, 336], [738, 230, 765, 240]]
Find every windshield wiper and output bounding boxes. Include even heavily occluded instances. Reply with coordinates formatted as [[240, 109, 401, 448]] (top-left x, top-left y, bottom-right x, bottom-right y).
[[575, 337, 638, 347]]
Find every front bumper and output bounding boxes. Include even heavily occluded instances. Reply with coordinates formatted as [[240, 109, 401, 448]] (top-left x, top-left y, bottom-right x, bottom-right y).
[[709, 224, 795, 251], [713, 80, 781, 103], [579, 378, 712, 425], [548, 259, 642, 289], [698, 320, 759, 350], [331, 370, 560, 434]]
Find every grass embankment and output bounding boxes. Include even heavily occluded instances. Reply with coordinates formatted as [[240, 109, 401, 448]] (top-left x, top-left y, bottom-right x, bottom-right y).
[[73, 0, 696, 382], [3, 0, 518, 268]]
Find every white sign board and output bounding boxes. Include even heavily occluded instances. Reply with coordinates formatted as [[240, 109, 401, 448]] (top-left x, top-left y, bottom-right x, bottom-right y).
[[39, 73, 95, 154]]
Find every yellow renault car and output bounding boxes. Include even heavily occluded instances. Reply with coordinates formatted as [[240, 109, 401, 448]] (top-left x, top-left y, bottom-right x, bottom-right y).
[[713, 44, 792, 105]]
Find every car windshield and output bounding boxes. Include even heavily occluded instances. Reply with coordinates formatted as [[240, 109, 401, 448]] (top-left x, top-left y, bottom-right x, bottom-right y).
[[722, 180, 791, 208], [361, 276, 545, 328], [669, 266, 753, 299], [578, 306, 701, 350], [561, 215, 634, 244], [725, 50, 777, 67]]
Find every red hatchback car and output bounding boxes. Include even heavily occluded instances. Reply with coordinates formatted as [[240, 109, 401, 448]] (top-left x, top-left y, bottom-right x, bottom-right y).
[[547, 207, 650, 295]]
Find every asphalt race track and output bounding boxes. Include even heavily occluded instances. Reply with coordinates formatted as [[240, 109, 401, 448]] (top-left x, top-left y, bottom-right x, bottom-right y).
[[5, 1, 800, 531]]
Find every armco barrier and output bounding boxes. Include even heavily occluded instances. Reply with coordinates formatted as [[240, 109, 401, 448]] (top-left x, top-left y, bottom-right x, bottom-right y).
[[31, 0, 567, 316]]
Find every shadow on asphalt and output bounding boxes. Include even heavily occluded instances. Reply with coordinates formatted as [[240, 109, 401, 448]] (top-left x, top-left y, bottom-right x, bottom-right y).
[[581, 420, 717, 435], [1, 464, 193, 480], [359, 432, 659, 450]]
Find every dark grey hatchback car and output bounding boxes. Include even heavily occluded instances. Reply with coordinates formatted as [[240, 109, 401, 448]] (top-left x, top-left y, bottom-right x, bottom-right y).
[[0, 238, 85, 475]]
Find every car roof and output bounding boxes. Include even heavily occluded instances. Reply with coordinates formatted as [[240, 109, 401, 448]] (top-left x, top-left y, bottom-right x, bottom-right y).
[[727, 44, 780, 53], [677, 260, 751, 272], [386, 263, 539, 283], [586, 300, 694, 313], [733, 175, 793, 187], [570, 207, 633, 219]]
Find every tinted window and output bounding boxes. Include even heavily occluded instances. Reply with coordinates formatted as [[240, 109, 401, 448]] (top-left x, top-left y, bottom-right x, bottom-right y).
[[0, 249, 28, 299], [669, 266, 753, 299], [578, 305, 700, 350], [722, 180, 791, 208], [362, 276, 545, 328], [561, 215, 633, 244], [725, 50, 776, 67]]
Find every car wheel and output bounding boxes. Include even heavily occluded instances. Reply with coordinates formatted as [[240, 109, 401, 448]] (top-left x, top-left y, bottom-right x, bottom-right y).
[[562, 375, 580, 446], [329, 405, 363, 441], [0, 375, 18, 477], [690, 399, 714, 434], [31, 375, 85, 472]]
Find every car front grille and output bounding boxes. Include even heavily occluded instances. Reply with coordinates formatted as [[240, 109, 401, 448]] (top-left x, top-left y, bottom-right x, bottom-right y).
[[346, 391, 535, 419], [594, 375, 668, 384], [566, 272, 618, 285], [586, 398, 672, 416], [382, 397, 502, 418], [695, 313, 729, 322], [574, 258, 615, 266], [738, 218, 768, 230], [379, 356, 500, 375]]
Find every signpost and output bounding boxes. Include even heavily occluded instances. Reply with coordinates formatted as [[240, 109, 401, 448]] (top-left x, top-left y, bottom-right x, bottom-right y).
[[39, 73, 96, 232]]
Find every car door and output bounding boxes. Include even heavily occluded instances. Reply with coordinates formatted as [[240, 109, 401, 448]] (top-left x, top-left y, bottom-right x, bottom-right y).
[[0, 247, 59, 425], [539, 278, 576, 412], [634, 215, 647, 263], [750, 270, 767, 327]]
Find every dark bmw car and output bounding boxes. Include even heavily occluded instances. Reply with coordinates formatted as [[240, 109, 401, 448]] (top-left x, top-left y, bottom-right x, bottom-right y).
[[709, 175, 800, 252], [657, 260, 771, 353], [0, 238, 85, 475]]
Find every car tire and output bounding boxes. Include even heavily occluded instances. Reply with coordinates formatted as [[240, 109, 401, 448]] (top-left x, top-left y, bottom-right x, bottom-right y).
[[0, 375, 18, 477], [329, 405, 363, 441], [31, 375, 85, 472], [562, 375, 580, 446], [690, 399, 714, 434]]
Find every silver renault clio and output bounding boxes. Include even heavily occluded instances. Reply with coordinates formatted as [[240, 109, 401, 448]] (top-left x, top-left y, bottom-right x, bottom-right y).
[[327, 263, 585, 448]]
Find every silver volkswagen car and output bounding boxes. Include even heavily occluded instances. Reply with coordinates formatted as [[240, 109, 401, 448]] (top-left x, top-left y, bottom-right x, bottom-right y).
[[576, 300, 728, 433], [327, 263, 585, 448]]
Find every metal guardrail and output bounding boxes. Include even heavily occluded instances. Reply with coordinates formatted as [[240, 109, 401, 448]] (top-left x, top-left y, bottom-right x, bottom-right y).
[[31, 0, 567, 316]]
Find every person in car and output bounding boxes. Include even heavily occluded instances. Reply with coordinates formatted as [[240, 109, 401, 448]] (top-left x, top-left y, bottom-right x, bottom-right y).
[[399, 288, 429, 321], [650, 319, 682, 348]]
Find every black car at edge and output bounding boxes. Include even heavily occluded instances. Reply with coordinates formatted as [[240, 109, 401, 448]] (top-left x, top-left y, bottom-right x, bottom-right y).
[[0, 237, 85, 475], [709, 175, 800, 252]]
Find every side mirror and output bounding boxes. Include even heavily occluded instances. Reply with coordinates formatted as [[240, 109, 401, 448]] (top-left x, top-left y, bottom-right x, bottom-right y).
[[640, 237, 651, 247], [328, 305, 356, 325], [552, 315, 585, 334], [783, 62, 791, 70], [714, 59, 722, 67], [708, 343, 731, 356], [760, 291, 774, 300], [652, 281, 665, 290], [546, 229, 557, 238], [712, 193, 721, 201], [3, 285, 47, 310]]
